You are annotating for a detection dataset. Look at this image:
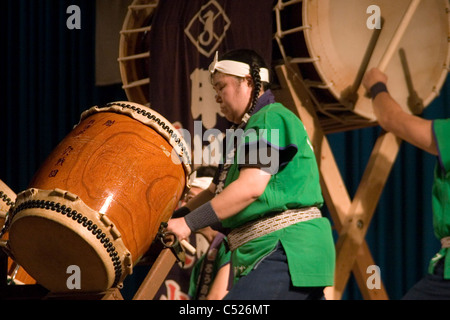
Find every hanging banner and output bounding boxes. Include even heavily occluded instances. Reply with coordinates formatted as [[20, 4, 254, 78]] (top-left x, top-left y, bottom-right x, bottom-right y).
[[148, 0, 274, 166]]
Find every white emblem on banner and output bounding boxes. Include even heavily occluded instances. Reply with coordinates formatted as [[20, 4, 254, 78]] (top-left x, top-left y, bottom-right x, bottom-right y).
[[185, 0, 231, 57], [190, 68, 223, 129]]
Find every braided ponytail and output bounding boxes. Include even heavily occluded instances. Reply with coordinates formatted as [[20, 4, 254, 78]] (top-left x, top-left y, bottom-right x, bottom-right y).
[[235, 61, 263, 130], [247, 62, 262, 117]]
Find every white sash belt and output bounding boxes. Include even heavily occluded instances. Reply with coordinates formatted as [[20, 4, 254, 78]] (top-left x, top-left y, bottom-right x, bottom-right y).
[[227, 207, 322, 251]]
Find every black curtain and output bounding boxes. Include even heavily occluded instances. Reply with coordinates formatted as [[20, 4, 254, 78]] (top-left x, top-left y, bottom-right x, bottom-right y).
[[1, 0, 127, 193], [1, 0, 449, 300]]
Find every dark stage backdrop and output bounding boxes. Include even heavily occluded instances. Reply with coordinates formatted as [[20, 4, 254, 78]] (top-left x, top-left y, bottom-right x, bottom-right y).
[[1, 0, 127, 194], [1, 0, 449, 300]]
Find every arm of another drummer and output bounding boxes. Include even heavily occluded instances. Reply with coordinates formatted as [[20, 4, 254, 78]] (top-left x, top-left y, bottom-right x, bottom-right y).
[[363, 68, 438, 156], [211, 167, 271, 221], [206, 262, 230, 300]]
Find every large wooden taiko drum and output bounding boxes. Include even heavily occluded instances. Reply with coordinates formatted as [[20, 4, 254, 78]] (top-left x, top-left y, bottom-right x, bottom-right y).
[[4, 102, 191, 293], [274, 0, 449, 133]]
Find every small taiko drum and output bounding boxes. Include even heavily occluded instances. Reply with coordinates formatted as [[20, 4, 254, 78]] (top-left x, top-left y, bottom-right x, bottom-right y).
[[273, 0, 449, 133], [0, 180, 36, 285], [4, 102, 191, 293]]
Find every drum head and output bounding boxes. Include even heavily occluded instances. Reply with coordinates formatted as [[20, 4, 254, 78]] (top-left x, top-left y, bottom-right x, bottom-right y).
[[304, 0, 449, 121], [9, 214, 113, 293]]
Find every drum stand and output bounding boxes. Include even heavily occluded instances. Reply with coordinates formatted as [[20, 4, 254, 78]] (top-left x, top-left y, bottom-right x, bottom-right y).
[[132, 247, 178, 300], [275, 64, 402, 300]]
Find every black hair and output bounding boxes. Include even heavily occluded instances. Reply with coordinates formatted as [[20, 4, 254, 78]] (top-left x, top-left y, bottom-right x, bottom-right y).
[[195, 165, 217, 178]]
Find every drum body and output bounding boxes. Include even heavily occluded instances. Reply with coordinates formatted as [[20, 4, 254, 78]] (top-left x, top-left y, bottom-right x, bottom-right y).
[[274, 0, 450, 133], [6, 102, 191, 293]]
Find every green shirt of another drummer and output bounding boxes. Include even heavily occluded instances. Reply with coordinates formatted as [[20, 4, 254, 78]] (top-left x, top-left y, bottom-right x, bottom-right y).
[[429, 119, 450, 279], [222, 101, 336, 287]]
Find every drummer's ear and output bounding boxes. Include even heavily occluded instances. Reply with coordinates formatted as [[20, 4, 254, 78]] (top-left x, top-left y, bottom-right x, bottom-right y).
[[244, 75, 254, 88]]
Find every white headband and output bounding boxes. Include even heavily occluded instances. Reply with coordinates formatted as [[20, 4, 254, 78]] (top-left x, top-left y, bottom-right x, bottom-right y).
[[208, 51, 270, 83], [190, 177, 213, 190]]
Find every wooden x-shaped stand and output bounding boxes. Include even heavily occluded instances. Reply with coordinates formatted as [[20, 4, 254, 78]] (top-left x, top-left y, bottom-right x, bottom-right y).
[[275, 64, 402, 300]]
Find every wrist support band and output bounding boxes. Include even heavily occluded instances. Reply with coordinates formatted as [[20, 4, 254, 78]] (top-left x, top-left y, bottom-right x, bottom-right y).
[[370, 82, 388, 100], [184, 201, 220, 232], [172, 206, 191, 218]]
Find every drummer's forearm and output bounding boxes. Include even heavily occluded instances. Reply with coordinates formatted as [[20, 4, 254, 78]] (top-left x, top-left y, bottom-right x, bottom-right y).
[[181, 168, 270, 233], [373, 93, 438, 155]]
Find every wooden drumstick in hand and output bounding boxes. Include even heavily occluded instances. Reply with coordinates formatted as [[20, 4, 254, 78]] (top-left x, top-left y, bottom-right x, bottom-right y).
[[355, 0, 422, 119], [180, 239, 196, 255], [377, 0, 421, 72]]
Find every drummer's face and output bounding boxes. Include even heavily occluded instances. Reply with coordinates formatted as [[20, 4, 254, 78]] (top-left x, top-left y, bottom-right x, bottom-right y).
[[212, 72, 253, 123]]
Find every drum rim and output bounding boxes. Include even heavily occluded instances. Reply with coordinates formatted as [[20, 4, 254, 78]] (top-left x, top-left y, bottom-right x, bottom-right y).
[[79, 101, 192, 186], [0, 180, 16, 219]]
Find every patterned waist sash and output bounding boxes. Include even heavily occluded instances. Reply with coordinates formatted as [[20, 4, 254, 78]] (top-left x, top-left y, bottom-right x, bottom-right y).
[[227, 207, 322, 251]]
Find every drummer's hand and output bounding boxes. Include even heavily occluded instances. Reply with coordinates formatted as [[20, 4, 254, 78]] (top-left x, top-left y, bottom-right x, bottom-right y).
[[363, 68, 388, 91], [166, 217, 192, 242]]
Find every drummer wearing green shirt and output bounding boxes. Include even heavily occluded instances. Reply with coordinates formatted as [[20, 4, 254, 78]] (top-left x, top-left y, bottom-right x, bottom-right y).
[[167, 49, 335, 300], [363, 68, 450, 300]]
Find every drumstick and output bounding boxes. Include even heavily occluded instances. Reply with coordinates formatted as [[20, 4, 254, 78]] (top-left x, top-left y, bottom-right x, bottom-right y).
[[356, 0, 421, 114], [180, 239, 196, 255], [377, 0, 421, 72]]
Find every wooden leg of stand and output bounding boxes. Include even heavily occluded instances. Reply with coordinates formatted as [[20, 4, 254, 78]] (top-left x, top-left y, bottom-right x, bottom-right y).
[[101, 288, 124, 300], [275, 64, 392, 300], [45, 288, 123, 300], [133, 248, 176, 300], [353, 242, 389, 300], [333, 131, 401, 299]]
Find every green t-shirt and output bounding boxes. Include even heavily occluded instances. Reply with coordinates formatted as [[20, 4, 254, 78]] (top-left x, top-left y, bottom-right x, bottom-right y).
[[429, 119, 450, 278], [222, 103, 335, 287]]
